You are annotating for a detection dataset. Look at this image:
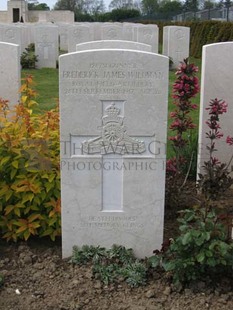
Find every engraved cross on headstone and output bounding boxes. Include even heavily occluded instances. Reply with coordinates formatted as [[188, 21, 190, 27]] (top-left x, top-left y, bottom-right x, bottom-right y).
[[70, 100, 156, 212]]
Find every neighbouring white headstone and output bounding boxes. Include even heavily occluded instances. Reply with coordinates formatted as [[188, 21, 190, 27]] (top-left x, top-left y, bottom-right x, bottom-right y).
[[197, 42, 233, 177], [60, 49, 169, 258], [34, 24, 59, 69], [0, 42, 20, 108], [67, 22, 159, 53], [137, 24, 159, 53], [101, 24, 123, 40], [163, 26, 190, 69], [25, 23, 35, 45], [0, 24, 22, 53], [18, 24, 31, 52], [58, 23, 70, 52], [122, 23, 135, 41], [76, 40, 152, 52], [68, 24, 94, 52], [162, 27, 169, 56]]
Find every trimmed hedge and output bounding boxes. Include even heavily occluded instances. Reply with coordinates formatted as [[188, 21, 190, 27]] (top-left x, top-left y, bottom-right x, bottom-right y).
[[138, 20, 233, 58]]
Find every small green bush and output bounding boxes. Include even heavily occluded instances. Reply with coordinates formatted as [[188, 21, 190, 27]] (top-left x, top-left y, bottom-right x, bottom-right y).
[[150, 207, 233, 286], [21, 44, 38, 69], [72, 244, 147, 287]]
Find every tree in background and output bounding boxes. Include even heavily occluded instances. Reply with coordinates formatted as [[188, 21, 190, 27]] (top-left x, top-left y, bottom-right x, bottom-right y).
[[54, 0, 105, 20], [53, 0, 230, 21], [183, 0, 199, 11], [224, 0, 232, 21], [203, 0, 215, 9], [158, 0, 183, 18], [215, 0, 232, 8], [83, 0, 105, 15], [54, 0, 81, 11], [28, 1, 50, 10], [107, 0, 141, 20], [109, 0, 140, 10], [109, 8, 141, 20], [141, 0, 159, 15]]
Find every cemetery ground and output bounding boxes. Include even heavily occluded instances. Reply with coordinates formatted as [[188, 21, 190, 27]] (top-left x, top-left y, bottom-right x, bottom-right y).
[[0, 188, 233, 310], [1, 59, 232, 309]]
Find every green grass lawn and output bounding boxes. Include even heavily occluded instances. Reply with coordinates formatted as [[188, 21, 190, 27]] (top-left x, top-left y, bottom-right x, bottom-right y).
[[21, 56, 202, 159], [22, 68, 59, 112]]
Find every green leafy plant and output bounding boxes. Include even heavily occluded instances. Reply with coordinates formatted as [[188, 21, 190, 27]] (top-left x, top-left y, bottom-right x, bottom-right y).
[[150, 206, 233, 287], [121, 261, 147, 287], [93, 263, 119, 285], [71, 244, 148, 287], [108, 244, 135, 264], [72, 245, 107, 265], [154, 96, 233, 287], [21, 43, 38, 69], [0, 75, 60, 241]]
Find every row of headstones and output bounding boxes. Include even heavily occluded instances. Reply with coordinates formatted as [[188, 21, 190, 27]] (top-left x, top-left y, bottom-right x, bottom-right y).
[[0, 23, 190, 69], [1, 35, 232, 258]]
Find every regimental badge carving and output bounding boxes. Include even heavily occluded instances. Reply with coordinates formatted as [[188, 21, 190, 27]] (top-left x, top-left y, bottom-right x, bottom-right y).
[[143, 29, 153, 41], [73, 27, 89, 39], [106, 28, 118, 39], [82, 103, 146, 155], [5, 29, 15, 40], [175, 29, 184, 40]]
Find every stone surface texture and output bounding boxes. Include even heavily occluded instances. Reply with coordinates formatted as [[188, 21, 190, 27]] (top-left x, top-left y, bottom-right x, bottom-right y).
[[76, 40, 152, 52], [68, 23, 158, 53], [0, 42, 20, 107], [60, 49, 168, 258], [197, 42, 233, 177], [34, 24, 59, 68], [0, 24, 23, 53], [162, 26, 190, 69]]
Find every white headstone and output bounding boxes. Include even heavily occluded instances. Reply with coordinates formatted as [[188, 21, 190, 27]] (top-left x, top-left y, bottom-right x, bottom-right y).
[[68, 24, 94, 53], [76, 40, 152, 52], [25, 23, 35, 45], [0, 24, 22, 53], [101, 24, 123, 40], [197, 42, 233, 177], [58, 23, 70, 52], [0, 42, 20, 108], [16, 24, 30, 52], [67, 23, 159, 54], [162, 26, 169, 56], [34, 24, 59, 69], [92, 22, 101, 41], [162, 26, 190, 69], [60, 49, 169, 258], [137, 25, 159, 54], [122, 23, 135, 41]]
